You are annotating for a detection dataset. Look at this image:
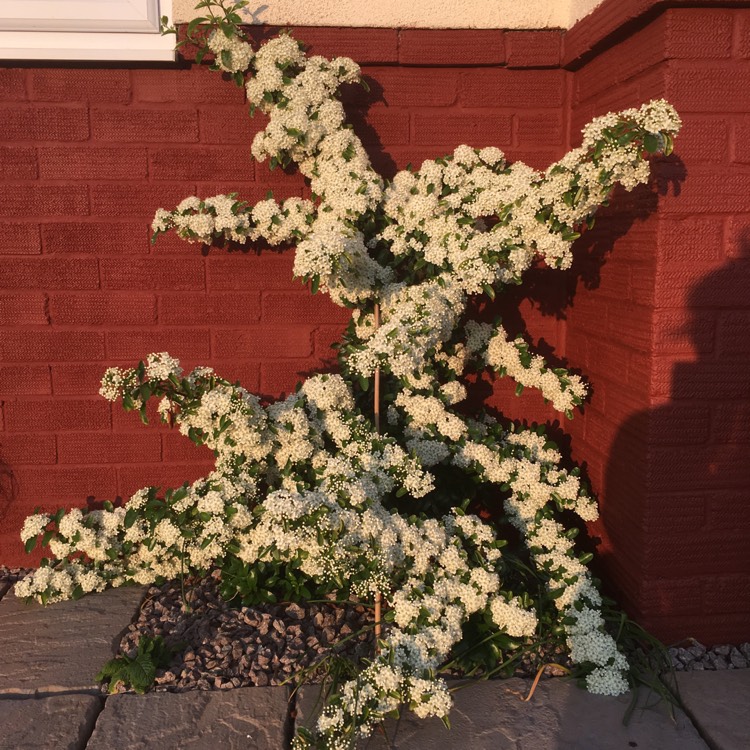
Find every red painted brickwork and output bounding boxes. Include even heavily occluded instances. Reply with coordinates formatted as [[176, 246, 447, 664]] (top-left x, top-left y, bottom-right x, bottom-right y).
[[565, 5, 750, 644], [398, 30, 505, 66], [0, 7, 748, 645], [505, 31, 562, 68]]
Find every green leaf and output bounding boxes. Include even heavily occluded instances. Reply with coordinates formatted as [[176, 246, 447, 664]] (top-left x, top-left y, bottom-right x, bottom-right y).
[[124, 508, 137, 529], [24, 537, 36, 554], [221, 49, 233, 70], [186, 16, 204, 37], [643, 133, 659, 153], [125, 655, 156, 694], [311, 274, 320, 295]]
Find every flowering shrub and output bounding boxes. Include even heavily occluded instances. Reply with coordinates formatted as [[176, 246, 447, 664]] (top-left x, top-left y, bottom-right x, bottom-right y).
[[16, 1, 681, 747]]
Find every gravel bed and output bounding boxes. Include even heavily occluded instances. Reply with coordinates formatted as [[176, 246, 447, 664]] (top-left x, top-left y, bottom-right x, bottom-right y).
[[113, 569, 376, 693]]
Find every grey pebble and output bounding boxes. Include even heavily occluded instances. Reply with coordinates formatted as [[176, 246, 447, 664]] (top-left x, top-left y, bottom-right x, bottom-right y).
[[669, 639, 749, 674], [730, 648, 747, 669]]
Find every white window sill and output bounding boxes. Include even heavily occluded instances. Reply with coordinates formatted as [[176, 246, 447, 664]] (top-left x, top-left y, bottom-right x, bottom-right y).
[[0, 0, 175, 61]]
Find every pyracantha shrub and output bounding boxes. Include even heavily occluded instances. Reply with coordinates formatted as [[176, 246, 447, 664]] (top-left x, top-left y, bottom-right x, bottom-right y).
[[17, 2, 681, 747]]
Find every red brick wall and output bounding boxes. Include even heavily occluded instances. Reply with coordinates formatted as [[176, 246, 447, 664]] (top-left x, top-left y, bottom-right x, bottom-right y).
[[1, 3, 747, 645]]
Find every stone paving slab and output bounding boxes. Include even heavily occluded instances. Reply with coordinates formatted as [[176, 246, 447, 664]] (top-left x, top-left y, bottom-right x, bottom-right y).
[[297, 678, 709, 749], [0, 586, 146, 695], [0, 693, 102, 750], [675, 670, 750, 750], [86, 688, 290, 749]]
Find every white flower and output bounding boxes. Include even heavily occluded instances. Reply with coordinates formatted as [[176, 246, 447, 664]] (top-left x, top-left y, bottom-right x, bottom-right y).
[[20, 514, 48, 543]]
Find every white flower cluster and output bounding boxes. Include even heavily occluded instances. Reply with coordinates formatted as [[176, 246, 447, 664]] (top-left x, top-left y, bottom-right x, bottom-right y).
[[99, 366, 138, 401], [453, 424, 625, 695], [491, 597, 539, 637], [17, 362, 441, 602], [539, 99, 681, 234], [15, 465, 262, 597], [20, 513, 48, 544], [151, 194, 315, 246], [378, 148, 543, 293], [14, 558, 108, 602], [394, 391, 467, 442], [145, 351, 182, 381], [293, 228, 392, 306], [483, 324, 587, 414], [582, 99, 681, 150], [207, 28, 254, 73], [293, 507, 524, 746], [348, 279, 465, 378]]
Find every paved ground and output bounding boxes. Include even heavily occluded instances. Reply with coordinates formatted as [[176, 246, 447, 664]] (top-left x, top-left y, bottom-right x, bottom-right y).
[[0, 586, 747, 750]]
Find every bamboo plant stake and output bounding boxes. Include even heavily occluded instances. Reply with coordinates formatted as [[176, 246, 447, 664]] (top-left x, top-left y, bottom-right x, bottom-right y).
[[373, 302, 382, 646]]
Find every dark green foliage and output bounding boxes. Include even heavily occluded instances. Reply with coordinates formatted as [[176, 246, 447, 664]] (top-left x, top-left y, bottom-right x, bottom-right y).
[[218, 553, 336, 606], [96, 636, 176, 694]]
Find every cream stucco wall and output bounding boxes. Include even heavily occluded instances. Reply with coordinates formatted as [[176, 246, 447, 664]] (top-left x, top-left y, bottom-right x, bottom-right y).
[[174, 0, 604, 29], [566, 0, 605, 27]]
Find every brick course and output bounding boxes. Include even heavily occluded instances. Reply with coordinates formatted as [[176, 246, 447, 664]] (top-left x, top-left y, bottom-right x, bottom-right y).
[[0, 224, 41, 255], [0, 105, 89, 141]]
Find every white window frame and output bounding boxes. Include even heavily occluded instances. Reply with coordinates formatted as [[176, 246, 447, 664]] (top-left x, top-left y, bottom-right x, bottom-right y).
[[0, 0, 175, 61]]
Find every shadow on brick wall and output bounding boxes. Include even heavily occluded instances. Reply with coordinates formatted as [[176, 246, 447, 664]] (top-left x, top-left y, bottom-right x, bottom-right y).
[[601, 230, 750, 643]]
